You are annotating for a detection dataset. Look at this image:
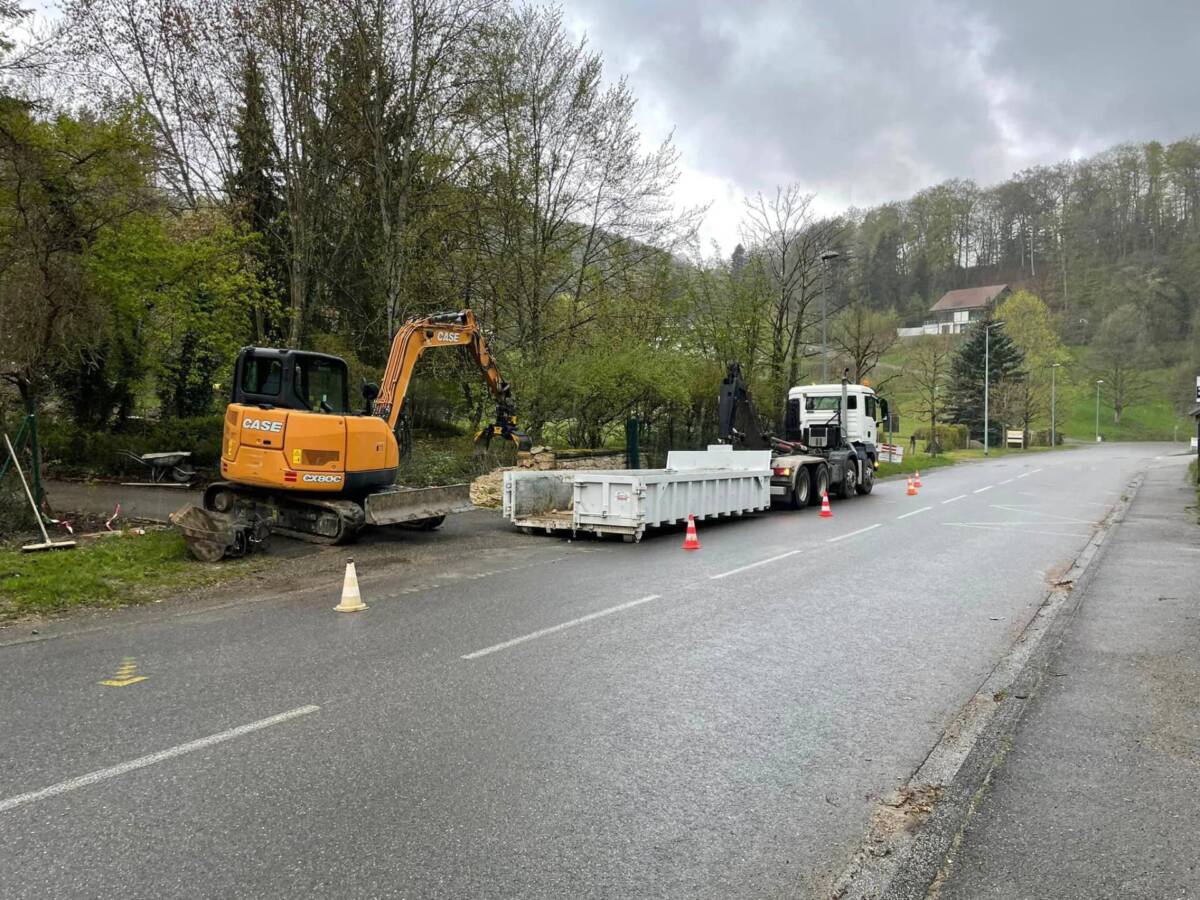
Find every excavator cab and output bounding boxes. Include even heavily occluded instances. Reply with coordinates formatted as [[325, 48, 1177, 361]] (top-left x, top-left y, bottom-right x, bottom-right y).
[[232, 348, 352, 415]]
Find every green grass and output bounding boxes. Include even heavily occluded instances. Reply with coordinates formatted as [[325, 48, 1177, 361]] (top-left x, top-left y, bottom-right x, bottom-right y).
[[1059, 377, 1190, 442], [878, 342, 1192, 444], [0, 529, 276, 621], [875, 444, 1062, 479]]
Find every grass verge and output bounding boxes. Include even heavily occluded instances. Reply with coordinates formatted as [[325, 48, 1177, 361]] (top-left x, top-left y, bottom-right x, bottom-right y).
[[0, 529, 277, 622], [876, 444, 1063, 479]]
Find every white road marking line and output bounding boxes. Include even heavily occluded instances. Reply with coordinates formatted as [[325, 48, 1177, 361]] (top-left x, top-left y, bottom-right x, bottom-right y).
[[990, 505, 1096, 524], [973, 485, 994, 494], [1016, 473, 1031, 479], [999, 478, 1016, 484], [941, 494, 967, 505], [0, 705, 320, 816], [462, 595, 661, 660], [710, 549, 803, 580], [1030, 468, 1043, 474], [945, 523, 1091, 539], [897, 506, 932, 520], [826, 523, 882, 543]]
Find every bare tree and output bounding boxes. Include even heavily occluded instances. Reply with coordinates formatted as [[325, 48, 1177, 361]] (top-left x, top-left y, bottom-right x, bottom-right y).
[[341, 0, 498, 338], [907, 334, 953, 454], [830, 302, 899, 383], [739, 184, 842, 392], [465, 5, 698, 356], [57, 0, 240, 205], [1091, 304, 1154, 424]]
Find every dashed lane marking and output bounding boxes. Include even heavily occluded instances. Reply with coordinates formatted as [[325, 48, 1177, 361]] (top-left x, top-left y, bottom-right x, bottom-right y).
[[710, 549, 803, 580], [0, 705, 320, 815], [942, 494, 967, 505], [999, 478, 1016, 484], [973, 485, 994, 494], [897, 506, 932, 520], [462, 595, 662, 660], [826, 524, 882, 543]]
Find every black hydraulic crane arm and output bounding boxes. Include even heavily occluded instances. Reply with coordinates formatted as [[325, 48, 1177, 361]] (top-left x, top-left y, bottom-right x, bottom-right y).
[[718, 362, 807, 454]]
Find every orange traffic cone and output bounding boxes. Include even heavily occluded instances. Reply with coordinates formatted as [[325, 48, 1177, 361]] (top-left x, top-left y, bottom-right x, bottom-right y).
[[906, 476, 918, 496], [334, 557, 368, 612], [819, 491, 833, 518], [914, 470, 923, 487], [682, 515, 701, 550]]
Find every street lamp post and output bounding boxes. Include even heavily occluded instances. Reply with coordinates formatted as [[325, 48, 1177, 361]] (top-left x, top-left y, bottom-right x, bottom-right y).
[[1050, 363, 1062, 446], [984, 321, 1006, 457], [820, 250, 839, 382], [1095, 380, 1104, 443]]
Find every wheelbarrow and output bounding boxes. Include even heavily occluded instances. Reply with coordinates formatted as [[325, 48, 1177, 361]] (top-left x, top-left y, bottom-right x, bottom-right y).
[[119, 450, 197, 485], [170, 504, 270, 562]]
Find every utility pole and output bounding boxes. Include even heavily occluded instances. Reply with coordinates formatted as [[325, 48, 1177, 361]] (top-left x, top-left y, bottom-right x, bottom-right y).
[[1095, 380, 1104, 443], [820, 250, 839, 382], [1050, 362, 1062, 446], [984, 321, 1005, 457]]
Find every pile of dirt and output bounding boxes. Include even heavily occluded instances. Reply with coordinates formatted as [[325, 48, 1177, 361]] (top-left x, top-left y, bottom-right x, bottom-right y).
[[470, 469, 508, 508], [469, 446, 559, 508]]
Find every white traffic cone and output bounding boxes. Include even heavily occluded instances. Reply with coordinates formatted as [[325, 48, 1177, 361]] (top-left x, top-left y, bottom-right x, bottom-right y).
[[334, 557, 367, 612]]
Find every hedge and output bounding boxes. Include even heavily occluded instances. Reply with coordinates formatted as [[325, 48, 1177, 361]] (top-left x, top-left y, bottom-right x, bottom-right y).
[[39, 416, 225, 477], [911, 423, 970, 452]]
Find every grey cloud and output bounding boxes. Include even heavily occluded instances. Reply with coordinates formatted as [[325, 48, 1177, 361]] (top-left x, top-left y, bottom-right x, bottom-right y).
[[565, 0, 1200, 208]]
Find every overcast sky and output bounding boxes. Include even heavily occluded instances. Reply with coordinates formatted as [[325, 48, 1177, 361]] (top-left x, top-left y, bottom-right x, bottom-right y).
[[563, 0, 1200, 253]]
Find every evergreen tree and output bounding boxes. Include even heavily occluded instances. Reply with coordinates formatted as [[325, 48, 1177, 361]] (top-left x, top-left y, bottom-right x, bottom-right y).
[[226, 48, 285, 341], [945, 318, 1025, 445]]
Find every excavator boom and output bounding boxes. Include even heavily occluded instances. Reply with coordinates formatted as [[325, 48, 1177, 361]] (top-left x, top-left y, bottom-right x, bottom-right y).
[[373, 309, 531, 453]]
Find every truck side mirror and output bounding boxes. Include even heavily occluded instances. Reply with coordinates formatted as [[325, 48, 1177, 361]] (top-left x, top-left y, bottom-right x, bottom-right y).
[[362, 382, 380, 402], [879, 398, 889, 422]]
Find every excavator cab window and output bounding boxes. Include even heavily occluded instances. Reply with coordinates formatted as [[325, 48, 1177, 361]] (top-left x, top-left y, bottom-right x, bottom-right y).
[[293, 356, 349, 414], [241, 357, 282, 396]]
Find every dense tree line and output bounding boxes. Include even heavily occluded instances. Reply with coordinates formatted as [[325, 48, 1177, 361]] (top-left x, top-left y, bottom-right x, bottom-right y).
[[1, 0, 1196, 461]]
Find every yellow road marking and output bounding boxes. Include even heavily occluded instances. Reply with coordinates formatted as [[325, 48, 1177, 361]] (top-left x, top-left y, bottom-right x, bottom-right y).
[[100, 657, 147, 687], [99, 676, 148, 687]]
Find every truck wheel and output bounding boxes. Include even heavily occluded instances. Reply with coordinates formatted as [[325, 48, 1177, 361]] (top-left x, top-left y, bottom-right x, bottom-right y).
[[856, 460, 875, 495], [809, 464, 830, 507], [791, 467, 811, 509], [837, 459, 857, 500]]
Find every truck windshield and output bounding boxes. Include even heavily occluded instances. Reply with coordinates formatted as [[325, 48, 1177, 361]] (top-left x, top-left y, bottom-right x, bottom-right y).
[[805, 396, 857, 411], [293, 357, 349, 413]]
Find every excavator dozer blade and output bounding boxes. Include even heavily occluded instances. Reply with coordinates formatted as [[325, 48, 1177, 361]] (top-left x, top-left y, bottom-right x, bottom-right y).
[[363, 483, 475, 526]]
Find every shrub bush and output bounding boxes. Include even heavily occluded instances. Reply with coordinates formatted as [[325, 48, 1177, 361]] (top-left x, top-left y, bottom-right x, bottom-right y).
[[911, 423, 969, 452], [39, 415, 225, 477]]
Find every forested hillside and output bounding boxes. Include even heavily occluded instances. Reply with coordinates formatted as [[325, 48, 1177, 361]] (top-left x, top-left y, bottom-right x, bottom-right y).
[[1, 0, 1195, 468]]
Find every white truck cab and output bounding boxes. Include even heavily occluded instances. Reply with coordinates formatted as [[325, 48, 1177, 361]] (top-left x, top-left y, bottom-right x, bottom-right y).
[[785, 383, 882, 446]]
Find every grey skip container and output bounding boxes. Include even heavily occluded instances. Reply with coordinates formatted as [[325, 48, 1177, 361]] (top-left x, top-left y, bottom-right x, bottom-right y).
[[501, 446, 772, 542]]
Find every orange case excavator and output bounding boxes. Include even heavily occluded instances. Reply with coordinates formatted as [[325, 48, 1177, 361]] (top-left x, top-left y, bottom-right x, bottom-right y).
[[203, 309, 529, 544]]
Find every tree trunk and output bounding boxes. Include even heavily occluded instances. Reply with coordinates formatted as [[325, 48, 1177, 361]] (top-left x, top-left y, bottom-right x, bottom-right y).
[[288, 263, 307, 346]]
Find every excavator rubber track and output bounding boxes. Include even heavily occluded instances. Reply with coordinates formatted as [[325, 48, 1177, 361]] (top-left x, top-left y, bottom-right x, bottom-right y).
[[204, 482, 367, 545]]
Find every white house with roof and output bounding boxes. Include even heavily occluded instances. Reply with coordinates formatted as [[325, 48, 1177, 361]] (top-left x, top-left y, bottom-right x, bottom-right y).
[[897, 284, 1011, 337]]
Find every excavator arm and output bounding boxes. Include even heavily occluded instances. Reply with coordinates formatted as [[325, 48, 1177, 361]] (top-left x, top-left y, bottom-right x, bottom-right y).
[[372, 309, 531, 454], [717, 362, 805, 454]]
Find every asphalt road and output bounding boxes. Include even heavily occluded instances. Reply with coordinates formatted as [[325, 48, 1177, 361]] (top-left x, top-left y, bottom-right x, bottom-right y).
[[0, 443, 1170, 898]]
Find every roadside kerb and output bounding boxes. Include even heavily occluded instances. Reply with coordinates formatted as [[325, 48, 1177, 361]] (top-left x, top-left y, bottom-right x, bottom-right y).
[[829, 470, 1146, 900]]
